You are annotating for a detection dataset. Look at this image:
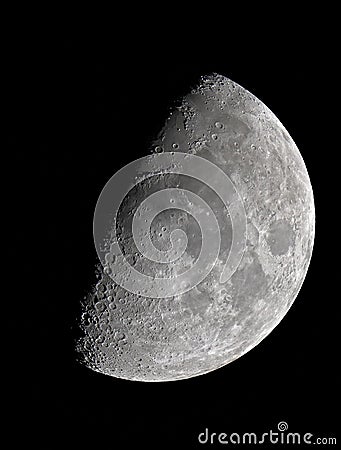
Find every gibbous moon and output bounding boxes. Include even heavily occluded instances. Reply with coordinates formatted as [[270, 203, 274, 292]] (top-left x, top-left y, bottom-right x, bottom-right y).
[[76, 74, 315, 382]]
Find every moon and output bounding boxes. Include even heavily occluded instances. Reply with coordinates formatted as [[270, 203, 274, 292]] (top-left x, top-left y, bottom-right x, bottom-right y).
[[76, 74, 315, 382]]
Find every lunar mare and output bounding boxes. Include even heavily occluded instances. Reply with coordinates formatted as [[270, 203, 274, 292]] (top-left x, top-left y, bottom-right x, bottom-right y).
[[76, 74, 315, 382]]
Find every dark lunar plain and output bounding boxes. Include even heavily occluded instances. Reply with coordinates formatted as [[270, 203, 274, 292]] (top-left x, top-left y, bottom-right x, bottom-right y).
[[5, 34, 338, 448]]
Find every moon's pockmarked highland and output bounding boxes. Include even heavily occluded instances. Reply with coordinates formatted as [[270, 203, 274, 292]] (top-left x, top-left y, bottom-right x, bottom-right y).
[[76, 74, 315, 382]]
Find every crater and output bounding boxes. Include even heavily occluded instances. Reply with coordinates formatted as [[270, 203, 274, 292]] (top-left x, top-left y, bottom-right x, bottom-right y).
[[265, 219, 294, 256]]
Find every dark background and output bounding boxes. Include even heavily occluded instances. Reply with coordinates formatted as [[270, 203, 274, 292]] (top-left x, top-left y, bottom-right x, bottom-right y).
[[5, 32, 337, 448]]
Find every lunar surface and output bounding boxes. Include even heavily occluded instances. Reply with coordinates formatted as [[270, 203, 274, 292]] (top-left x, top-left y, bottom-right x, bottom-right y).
[[76, 74, 315, 382]]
